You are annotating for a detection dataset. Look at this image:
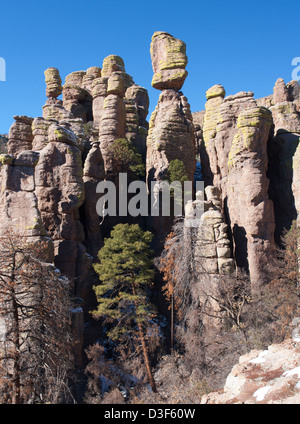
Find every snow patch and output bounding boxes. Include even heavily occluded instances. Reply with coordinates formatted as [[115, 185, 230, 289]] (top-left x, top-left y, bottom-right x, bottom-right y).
[[253, 385, 271, 401], [250, 350, 270, 364], [283, 366, 300, 378]]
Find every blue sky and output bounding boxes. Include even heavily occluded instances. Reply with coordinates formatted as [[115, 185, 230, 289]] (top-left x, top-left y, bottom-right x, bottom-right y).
[[0, 0, 299, 133]]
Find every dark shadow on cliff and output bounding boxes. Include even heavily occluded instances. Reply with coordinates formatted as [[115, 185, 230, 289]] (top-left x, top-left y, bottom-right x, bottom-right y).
[[233, 224, 249, 273], [267, 128, 298, 247], [223, 196, 249, 273], [200, 143, 214, 187]]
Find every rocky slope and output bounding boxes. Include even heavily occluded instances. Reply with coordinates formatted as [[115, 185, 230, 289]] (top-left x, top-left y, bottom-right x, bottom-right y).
[[201, 323, 300, 404]]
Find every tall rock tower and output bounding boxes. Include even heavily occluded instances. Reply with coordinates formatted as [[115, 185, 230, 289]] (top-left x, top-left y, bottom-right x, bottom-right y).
[[146, 31, 196, 245], [147, 31, 195, 183], [199, 87, 276, 292]]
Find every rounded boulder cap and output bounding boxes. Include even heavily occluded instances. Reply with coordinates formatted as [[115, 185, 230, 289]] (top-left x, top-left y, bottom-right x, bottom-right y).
[[206, 84, 226, 100]]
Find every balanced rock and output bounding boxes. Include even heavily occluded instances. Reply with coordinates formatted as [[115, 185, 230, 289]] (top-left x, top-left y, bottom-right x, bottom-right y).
[[44, 67, 62, 99], [150, 31, 188, 91]]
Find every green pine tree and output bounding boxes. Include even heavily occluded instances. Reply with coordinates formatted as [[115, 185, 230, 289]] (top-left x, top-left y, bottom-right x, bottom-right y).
[[109, 138, 145, 179], [166, 159, 188, 184], [165, 159, 189, 215], [92, 223, 157, 392]]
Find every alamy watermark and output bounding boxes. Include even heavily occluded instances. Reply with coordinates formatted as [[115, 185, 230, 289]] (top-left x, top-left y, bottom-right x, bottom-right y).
[[0, 57, 6, 81], [95, 174, 204, 228]]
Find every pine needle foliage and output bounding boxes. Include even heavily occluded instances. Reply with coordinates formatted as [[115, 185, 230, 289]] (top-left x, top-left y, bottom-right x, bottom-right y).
[[109, 138, 145, 179], [92, 223, 157, 392]]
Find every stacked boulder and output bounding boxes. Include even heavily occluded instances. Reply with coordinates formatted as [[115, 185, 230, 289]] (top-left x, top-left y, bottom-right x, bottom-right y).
[[87, 55, 149, 176], [193, 186, 234, 276], [43, 67, 69, 122], [145, 32, 196, 248], [146, 31, 196, 184], [150, 31, 188, 91]]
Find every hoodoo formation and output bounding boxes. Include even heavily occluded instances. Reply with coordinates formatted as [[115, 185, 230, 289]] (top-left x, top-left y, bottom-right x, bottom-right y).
[[0, 30, 299, 404]]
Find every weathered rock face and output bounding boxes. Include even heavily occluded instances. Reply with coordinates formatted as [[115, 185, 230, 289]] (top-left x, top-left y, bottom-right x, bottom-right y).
[[99, 59, 133, 175], [88, 55, 148, 178], [2, 70, 88, 366], [62, 71, 93, 123], [146, 32, 195, 248], [199, 86, 275, 291], [192, 110, 205, 161], [99, 93, 126, 174], [32, 117, 53, 151], [201, 338, 300, 404], [150, 31, 188, 91], [92, 76, 108, 128], [1, 49, 150, 373], [184, 186, 234, 353], [287, 80, 300, 110], [146, 89, 196, 183], [83, 138, 105, 259], [0, 150, 53, 262], [212, 91, 257, 189], [125, 84, 149, 160], [273, 78, 289, 104], [226, 106, 275, 288], [43, 97, 71, 121], [267, 78, 300, 239], [82, 66, 102, 93], [8, 116, 34, 155], [201, 84, 226, 186], [193, 186, 234, 276], [44, 67, 62, 99], [196, 77, 300, 290], [34, 123, 90, 296], [101, 55, 126, 77]]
